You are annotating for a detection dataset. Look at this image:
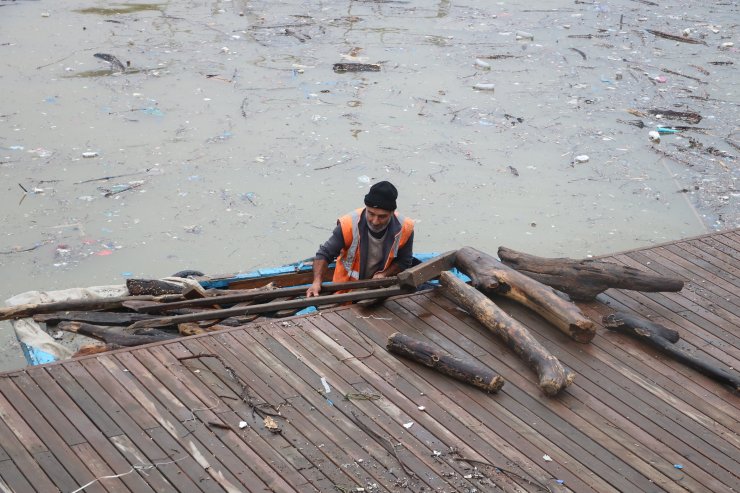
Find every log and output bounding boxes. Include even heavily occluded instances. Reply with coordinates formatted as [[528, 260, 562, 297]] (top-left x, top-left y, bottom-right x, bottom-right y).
[[128, 285, 409, 330], [604, 312, 740, 391], [498, 246, 684, 301], [601, 311, 679, 343], [58, 322, 179, 347], [440, 271, 575, 396], [386, 332, 504, 392], [126, 278, 185, 296], [455, 247, 595, 343]]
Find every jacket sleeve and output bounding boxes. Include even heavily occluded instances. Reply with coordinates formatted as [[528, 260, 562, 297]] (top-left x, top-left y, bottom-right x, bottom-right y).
[[314, 223, 346, 262], [393, 230, 414, 270]]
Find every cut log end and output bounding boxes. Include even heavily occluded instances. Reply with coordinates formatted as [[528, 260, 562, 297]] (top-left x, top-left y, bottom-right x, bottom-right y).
[[570, 321, 597, 343]]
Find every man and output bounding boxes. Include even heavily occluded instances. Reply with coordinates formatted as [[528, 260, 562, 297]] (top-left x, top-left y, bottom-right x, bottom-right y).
[[306, 181, 414, 297]]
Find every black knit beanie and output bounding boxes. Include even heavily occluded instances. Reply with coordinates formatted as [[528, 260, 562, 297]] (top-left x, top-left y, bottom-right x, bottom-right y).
[[364, 181, 398, 211]]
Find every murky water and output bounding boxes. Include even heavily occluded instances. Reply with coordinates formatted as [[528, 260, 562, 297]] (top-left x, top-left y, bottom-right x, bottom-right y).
[[1, 0, 737, 371]]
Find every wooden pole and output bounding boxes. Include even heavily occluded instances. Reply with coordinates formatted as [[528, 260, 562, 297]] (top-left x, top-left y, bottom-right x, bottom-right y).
[[440, 271, 575, 396], [387, 332, 504, 392], [59, 322, 178, 346], [498, 246, 684, 300], [455, 247, 595, 343]]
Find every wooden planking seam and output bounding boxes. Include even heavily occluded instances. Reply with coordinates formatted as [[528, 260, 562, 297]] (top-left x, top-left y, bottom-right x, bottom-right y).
[[325, 306, 608, 493], [160, 341, 320, 491], [174, 336, 335, 490], [425, 292, 739, 492], [382, 300, 688, 490], [611, 254, 740, 352], [643, 247, 740, 319], [699, 236, 740, 262], [114, 349, 264, 493], [28, 366, 157, 493], [140, 343, 302, 493], [93, 354, 233, 493], [668, 241, 740, 282], [0, 374, 110, 493], [180, 334, 376, 491], [209, 328, 437, 492], [266, 317, 488, 493], [0, 458, 37, 493]]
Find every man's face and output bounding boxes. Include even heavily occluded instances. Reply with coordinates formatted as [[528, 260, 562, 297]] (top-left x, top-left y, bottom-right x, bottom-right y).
[[366, 206, 392, 232]]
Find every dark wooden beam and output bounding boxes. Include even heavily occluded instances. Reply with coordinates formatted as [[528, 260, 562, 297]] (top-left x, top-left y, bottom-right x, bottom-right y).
[[397, 250, 458, 288]]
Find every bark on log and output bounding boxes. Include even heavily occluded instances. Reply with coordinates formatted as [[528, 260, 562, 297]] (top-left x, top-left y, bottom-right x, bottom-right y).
[[498, 246, 684, 301], [455, 247, 595, 343], [601, 311, 679, 343], [440, 271, 575, 396], [604, 312, 740, 391], [387, 332, 504, 392], [126, 278, 185, 296], [58, 321, 178, 346]]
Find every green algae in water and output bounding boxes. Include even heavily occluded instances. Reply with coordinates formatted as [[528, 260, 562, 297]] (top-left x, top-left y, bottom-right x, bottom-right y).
[[74, 4, 164, 15]]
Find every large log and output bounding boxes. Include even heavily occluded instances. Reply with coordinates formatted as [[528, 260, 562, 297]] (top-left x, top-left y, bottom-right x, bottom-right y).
[[387, 332, 504, 392], [440, 271, 575, 396], [498, 246, 684, 300], [604, 312, 740, 391], [455, 247, 595, 343]]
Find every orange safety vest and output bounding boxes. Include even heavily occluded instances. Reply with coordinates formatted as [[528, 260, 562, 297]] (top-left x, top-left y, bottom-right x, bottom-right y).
[[333, 208, 414, 283]]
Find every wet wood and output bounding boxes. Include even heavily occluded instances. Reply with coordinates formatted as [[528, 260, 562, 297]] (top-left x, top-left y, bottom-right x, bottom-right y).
[[601, 311, 680, 343], [386, 331, 504, 392], [33, 310, 158, 326], [397, 250, 458, 288], [333, 62, 381, 73], [604, 312, 740, 391], [128, 285, 408, 329], [131, 276, 400, 314], [457, 246, 595, 342], [58, 321, 178, 346], [498, 246, 685, 301], [126, 278, 185, 296], [439, 271, 575, 396]]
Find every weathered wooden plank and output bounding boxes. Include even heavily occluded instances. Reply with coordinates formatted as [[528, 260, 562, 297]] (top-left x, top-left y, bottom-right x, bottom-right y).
[[616, 254, 740, 350], [427, 292, 740, 492], [178, 337, 351, 491], [65, 361, 193, 493], [0, 376, 108, 493], [113, 350, 261, 493], [0, 416, 57, 493], [0, 458, 38, 493], [93, 355, 231, 493], [28, 367, 155, 493], [670, 241, 740, 280], [129, 348, 282, 492], [699, 236, 740, 263], [265, 321, 483, 492], [196, 332, 405, 491]]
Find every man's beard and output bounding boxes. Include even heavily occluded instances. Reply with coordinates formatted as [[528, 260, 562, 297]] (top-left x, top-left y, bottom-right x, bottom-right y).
[[367, 221, 389, 234]]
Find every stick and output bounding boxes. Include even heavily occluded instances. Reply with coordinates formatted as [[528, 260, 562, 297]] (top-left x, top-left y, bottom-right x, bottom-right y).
[[0, 294, 184, 321]]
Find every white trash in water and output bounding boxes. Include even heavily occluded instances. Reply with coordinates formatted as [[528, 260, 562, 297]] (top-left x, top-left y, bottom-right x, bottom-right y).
[[649, 130, 661, 143], [473, 83, 495, 91]]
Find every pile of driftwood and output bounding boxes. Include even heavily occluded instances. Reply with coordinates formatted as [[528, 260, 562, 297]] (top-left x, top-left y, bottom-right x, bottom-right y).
[[3, 246, 737, 394]]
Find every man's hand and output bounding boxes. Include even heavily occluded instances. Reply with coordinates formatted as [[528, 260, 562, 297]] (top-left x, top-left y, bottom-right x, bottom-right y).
[[372, 270, 389, 279], [306, 281, 322, 298]]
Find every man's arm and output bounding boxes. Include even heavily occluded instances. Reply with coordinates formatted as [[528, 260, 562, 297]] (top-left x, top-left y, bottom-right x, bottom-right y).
[[306, 223, 345, 297]]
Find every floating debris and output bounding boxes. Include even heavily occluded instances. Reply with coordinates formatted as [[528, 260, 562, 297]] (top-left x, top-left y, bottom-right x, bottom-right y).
[[646, 109, 702, 124], [646, 29, 707, 45], [333, 63, 380, 73], [93, 53, 126, 72]]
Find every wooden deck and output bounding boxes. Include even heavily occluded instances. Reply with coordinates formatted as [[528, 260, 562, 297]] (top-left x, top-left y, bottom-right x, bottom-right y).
[[1, 230, 738, 493]]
